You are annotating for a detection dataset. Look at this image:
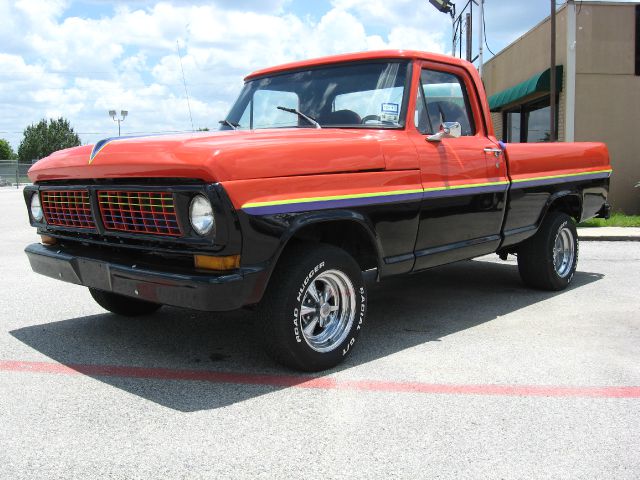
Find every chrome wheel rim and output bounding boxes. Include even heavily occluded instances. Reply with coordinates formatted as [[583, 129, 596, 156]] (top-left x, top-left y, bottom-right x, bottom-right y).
[[553, 226, 575, 277], [298, 269, 356, 353]]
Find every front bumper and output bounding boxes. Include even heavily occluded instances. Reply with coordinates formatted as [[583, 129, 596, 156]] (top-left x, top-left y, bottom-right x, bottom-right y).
[[25, 243, 265, 312]]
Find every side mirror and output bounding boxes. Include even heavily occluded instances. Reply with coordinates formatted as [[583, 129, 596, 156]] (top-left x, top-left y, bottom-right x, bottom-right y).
[[427, 122, 462, 142]]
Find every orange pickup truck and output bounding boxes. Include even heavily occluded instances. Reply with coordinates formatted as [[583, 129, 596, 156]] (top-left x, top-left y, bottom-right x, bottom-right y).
[[24, 50, 611, 371]]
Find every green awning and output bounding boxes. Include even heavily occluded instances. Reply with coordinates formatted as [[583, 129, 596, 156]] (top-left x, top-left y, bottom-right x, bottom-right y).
[[488, 65, 563, 111]]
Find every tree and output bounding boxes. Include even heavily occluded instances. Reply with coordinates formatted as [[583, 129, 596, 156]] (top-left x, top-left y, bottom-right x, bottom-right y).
[[0, 139, 16, 160], [18, 117, 81, 163]]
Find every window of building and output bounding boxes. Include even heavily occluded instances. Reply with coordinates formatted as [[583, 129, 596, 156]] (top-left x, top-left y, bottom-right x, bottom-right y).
[[504, 109, 521, 143], [501, 96, 558, 143]]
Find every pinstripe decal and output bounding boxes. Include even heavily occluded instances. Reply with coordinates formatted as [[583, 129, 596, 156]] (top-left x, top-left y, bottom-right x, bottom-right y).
[[242, 181, 509, 215], [242, 187, 424, 209], [511, 169, 612, 188], [241, 168, 611, 215]]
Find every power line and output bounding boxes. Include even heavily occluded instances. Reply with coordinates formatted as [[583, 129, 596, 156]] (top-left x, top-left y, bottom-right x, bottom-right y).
[[176, 40, 195, 132], [482, 9, 496, 56]]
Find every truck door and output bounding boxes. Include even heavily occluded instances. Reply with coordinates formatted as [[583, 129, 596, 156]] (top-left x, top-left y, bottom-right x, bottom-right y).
[[409, 61, 509, 270]]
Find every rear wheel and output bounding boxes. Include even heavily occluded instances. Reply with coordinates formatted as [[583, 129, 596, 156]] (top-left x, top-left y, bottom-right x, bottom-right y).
[[517, 212, 579, 291], [89, 288, 162, 316], [258, 243, 367, 372]]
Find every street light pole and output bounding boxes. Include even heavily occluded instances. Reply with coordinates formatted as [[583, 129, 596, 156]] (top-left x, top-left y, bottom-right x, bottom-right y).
[[109, 110, 128, 137], [428, 1, 456, 55]]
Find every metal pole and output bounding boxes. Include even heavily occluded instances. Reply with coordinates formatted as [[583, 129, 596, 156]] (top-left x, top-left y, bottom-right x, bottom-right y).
[[550, 0, 557, 141], [565, 0, 577, 142], [460, 18, 463, 58], [15, 161, 18, 189], [465, 13, 472, 61], [118, 119, 121, 137], [478, 0, 484, 76], [452, 16, 456, 56]]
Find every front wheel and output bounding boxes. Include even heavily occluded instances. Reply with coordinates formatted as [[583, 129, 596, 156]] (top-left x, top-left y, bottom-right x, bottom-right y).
[[258, 244, 367, 372], [89, 288, 162, 316], [517, 212, 579, 291]]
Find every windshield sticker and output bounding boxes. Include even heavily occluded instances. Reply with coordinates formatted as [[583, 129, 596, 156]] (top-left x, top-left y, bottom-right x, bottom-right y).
[[380, 103, 399, 122]]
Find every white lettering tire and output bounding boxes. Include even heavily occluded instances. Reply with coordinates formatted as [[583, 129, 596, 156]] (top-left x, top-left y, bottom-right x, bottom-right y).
[[258, 243, 367, 372]]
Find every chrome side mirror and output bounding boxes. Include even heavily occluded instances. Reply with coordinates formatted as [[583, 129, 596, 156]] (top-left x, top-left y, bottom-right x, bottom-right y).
[[427, 122, 462, 142]]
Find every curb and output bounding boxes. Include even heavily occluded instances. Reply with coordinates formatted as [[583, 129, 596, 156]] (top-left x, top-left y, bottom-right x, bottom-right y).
[[577, 227, 640, 242], [579, 235, 640, 242]]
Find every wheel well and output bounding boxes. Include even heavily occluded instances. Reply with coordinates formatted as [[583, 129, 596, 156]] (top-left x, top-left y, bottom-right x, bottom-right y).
[[286, 221, 379, 271], [547, 195, 581, 222]]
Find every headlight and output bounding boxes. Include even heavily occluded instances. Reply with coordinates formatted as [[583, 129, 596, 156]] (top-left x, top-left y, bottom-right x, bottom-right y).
[[30, 193, 43, 222], [189, 195, 215, 236]]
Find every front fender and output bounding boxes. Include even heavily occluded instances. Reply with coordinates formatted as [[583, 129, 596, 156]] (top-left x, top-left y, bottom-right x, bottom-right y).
[[237, 209, 383, 305]]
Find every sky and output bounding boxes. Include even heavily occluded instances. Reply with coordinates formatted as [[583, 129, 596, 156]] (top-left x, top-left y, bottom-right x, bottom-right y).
[[0, 0, 634, 150]]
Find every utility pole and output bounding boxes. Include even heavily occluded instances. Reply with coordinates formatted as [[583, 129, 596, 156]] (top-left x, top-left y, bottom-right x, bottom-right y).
[[477, 0, 484, 76], [465, 13, 472, 61], [550, 0, 557, 141]]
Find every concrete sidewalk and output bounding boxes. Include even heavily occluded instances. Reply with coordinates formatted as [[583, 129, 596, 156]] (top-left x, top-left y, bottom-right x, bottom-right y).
[[578, 227, 640, 241]]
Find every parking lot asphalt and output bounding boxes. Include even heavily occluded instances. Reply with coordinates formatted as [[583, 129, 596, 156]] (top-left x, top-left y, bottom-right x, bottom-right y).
[[1, 187, 639, 479]]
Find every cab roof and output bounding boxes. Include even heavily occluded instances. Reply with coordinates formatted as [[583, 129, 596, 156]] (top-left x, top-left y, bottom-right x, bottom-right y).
[[244, 49, 470, 81]]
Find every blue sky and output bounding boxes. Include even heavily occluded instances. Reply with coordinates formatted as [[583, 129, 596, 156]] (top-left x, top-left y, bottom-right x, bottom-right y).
[[0, 0, 633, 152]]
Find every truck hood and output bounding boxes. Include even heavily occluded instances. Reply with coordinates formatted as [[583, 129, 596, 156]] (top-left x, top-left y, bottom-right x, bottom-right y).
[[28, 129, 387, 183]]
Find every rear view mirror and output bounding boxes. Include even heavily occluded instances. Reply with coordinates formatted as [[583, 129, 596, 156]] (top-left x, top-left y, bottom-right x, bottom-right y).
[[427, 122, 462, 142]]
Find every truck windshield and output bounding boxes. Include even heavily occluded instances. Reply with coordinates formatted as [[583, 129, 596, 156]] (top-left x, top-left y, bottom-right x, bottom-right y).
[[221, 61, 410, 130]]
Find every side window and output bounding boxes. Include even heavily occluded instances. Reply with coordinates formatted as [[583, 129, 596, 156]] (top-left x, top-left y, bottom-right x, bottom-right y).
[[245, 90, 299, 129], [415, 69, 475, 136]]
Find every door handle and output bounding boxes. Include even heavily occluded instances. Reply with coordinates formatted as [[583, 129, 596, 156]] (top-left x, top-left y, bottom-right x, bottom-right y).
[[483, 147, 502, 157], [484, 147, 503, 169]]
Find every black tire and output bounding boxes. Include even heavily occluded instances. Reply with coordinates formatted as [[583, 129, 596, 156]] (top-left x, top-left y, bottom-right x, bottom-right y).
[[517, 212, 579, 291], [258, 243, 367, 372], [89, 288, 162, 316]]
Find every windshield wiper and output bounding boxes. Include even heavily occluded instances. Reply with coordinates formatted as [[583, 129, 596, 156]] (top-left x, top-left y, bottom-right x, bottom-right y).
[[218, 119, 239, 130], [277, 106, 321, 129]]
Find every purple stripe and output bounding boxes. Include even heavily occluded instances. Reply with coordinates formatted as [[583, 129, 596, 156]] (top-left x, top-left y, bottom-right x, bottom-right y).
[[513, 171, 610, 189], [422, 183, 507, 199], [244, 191, 424, 215], [242, 170, 608, 217], [243, 184, 508, 216]]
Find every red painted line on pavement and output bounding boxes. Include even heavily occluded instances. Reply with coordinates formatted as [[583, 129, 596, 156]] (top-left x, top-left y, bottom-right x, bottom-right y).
[[1, 360, 639, 399]]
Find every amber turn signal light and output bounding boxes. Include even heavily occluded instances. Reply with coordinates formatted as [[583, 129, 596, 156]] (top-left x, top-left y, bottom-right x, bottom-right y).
[[40, 235, 58, 246], [194, 254, 240, 271]]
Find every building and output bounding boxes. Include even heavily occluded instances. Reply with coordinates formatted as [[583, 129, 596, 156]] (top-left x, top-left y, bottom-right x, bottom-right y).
[[483, 1, 640, 214]]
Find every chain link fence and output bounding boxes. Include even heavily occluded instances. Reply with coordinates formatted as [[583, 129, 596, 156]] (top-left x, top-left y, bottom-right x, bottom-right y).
[[0, 160, 36, 188]]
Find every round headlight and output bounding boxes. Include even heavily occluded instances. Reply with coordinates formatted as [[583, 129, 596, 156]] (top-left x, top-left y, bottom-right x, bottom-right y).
[[30, 193, 43, 222], [189, 195, 215, 236]]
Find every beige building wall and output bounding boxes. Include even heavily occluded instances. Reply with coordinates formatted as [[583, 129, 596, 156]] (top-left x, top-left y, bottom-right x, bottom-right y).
[[573, 3, 640, 214], [483, 8, 568, 142], [483, 2, 640, 214], [483, 8, 567, 102]]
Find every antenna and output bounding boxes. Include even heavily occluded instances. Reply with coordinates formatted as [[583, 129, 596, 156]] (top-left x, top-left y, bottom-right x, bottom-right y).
[[176, 40, 195, 132]]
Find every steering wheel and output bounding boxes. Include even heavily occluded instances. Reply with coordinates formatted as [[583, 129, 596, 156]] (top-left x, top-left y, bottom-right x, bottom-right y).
[[361, 115, 381, 124]]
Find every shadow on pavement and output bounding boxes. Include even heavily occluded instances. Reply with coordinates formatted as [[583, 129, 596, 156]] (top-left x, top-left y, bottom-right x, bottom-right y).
[[11, 258, 603, 412]]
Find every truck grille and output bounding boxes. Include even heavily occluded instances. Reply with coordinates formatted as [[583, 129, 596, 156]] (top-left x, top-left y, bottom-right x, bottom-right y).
[[41, 190, 96, 229], [97, 190, 182, 236]]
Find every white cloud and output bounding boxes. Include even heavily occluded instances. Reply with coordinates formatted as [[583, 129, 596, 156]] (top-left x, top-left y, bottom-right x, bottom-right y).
[[1, 0, 449, 149]]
